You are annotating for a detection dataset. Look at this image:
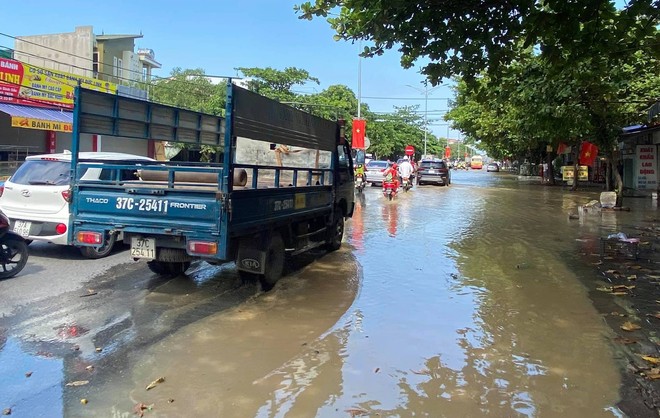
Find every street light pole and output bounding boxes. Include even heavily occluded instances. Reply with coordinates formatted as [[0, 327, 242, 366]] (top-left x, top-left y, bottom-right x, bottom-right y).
[[406, 81, 441, 157]]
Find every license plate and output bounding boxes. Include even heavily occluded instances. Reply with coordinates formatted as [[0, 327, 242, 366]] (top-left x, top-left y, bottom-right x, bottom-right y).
[[429, 169, 436, 173], [130, 237, 156, 259], [13, 220, 31, 237]]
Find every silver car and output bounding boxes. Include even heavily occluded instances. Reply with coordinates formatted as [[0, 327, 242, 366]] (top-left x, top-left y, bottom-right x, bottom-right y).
[[364, 160, 389, 186]]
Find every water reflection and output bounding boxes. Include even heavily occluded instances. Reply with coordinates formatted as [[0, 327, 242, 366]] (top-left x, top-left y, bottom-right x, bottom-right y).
[[0, 338, 63, 417], [381, 201, 399, 237]]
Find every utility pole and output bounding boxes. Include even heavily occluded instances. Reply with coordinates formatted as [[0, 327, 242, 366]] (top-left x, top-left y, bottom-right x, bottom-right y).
[[406, 81, 441, 156]]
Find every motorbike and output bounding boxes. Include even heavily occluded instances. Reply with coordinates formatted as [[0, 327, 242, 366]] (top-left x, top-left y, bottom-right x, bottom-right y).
[[355, 173, 366, 193], [382, 181, 398, 201], [0, 210, 29, 279], [401, 176, 413, 192]]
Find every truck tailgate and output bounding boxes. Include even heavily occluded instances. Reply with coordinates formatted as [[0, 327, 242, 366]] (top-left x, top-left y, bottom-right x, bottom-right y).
[[74, 188, 220, 233]]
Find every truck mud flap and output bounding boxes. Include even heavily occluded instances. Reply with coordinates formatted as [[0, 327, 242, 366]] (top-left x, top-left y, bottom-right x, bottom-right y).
[[236, 238, 266, 274]]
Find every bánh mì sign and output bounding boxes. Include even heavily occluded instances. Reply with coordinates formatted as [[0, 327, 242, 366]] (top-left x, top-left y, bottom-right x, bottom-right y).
[[11, 117, 72, 133]]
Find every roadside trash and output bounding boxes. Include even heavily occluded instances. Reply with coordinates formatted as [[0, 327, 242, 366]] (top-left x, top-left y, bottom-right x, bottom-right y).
[[146, 377, 165, 391], [66, 380, 89, 387], [600, 191, 617, 208], [80, 399, 88, 405], [2, 408, 11, 415], [600, 233, 640, 259], [621, 321, 642, 331], [25, 371, 32, 378], [134, 403, 153, 417], [579, 200, 601, 216]]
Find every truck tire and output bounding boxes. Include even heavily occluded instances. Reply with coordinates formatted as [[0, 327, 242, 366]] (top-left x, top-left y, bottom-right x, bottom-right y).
[[260, 232, 285, 291], [147, 260, 191, 276], [79, 233, 117, 259], [325, 210, 344, 252]]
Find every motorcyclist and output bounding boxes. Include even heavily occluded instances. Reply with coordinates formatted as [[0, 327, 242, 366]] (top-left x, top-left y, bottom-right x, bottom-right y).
[[383, 162, 399, 191], [398, 157, 413, 186]]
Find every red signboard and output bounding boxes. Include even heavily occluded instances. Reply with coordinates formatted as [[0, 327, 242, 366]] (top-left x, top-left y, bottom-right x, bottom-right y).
[[405, 145, 414, 156], [444, 146, 451, 159]]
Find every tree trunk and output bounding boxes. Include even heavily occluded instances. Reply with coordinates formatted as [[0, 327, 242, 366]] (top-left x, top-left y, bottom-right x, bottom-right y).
[[546, 153, 556, 185], [571, 145, 579, 191], [611, 150, 624, 207]]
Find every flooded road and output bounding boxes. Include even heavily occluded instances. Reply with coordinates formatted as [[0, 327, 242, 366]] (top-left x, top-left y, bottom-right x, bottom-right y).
[[1, 169, 640, 417]]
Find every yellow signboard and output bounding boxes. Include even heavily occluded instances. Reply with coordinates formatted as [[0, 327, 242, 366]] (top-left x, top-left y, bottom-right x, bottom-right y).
[[11, 117, 72, 133], [562, 165, 588, 181], [0, 58, 117, 109]]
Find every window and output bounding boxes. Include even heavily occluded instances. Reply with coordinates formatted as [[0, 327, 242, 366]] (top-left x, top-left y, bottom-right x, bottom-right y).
[[113, 56, 118, 77], [337, 144, 349, 168], [117, 59, 123, 79]]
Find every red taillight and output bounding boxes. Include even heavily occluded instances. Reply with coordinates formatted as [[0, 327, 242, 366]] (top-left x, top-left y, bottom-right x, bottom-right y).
[[0, 184, 4, 197], [56, 223, 68, 234], [77, 231, 102, 244], [188, 241, 217, 255], [380, 169, 385, 172], [0, 213, 9, 229], [61, 190, 71, 202]]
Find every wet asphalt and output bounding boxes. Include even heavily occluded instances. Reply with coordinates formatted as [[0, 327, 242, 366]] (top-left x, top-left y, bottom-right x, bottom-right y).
[[0, 169, 650, 417]]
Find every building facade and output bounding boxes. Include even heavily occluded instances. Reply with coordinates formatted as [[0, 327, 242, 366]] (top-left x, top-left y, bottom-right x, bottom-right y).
[[0, 26, 162, 175]]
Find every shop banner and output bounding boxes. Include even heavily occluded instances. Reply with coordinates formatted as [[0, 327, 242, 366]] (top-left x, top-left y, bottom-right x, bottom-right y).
[[11, 116, 72, 133], [0, 58, 117, 109], [562, 165, 588, 181], [635, 145, 657, 190]]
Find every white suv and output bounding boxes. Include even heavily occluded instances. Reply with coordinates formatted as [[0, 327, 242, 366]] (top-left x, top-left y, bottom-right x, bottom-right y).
[[0, 151, 154, 258]]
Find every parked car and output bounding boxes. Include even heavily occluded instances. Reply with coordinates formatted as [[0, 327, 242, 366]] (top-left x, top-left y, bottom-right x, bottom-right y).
[[0, 151, 154, 258], [417, 159, 451, 186], [364, 160, 389, 186], [486, 162, 500, 172]]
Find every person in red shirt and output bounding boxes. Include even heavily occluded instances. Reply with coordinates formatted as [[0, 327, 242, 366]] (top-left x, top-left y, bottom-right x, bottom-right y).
[[383, 163, 399, 191]]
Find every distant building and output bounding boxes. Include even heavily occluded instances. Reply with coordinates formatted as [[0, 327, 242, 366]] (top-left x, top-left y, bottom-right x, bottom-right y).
[[0, 26, 163, 167], [13, 26, 161, 86]]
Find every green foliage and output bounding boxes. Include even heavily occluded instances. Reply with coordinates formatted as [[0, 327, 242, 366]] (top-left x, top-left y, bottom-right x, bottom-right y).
[[295, 0, 660, 84], [151, 67, 226, 115], [236, 67, 320, 103]]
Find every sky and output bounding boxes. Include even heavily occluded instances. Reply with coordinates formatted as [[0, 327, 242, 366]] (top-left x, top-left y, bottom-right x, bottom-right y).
[[0, 0, 460, 141]]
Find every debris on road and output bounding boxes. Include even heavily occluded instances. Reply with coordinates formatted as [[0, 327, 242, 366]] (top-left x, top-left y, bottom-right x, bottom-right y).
[[66, 380, 89, 387], [145, 377, 165, 391]]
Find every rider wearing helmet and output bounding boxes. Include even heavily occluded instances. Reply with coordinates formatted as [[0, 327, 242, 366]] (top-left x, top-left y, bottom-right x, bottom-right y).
[[398, 156, 414, 186], [384, 162, 399, 191]]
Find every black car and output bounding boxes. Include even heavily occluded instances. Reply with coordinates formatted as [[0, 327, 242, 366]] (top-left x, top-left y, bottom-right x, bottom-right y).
[[417, 159, 451, 186]]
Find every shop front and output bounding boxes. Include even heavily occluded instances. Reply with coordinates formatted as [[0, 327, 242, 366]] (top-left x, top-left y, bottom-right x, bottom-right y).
[[619, 125, 660, 194], [0, 57, 149, 175]]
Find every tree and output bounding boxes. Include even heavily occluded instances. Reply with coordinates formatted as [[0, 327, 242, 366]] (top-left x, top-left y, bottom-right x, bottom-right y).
[[295, 1, 660, 84], [151, 67, 225, 114], [235, 67, 320, 102]]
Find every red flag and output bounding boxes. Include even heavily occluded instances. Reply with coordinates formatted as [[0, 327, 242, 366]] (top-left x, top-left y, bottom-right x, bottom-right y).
[[444, 146, 451, 159], [579, 141, 599, 165], [557, 142, 567, 154], [352, 119, 366, 149]]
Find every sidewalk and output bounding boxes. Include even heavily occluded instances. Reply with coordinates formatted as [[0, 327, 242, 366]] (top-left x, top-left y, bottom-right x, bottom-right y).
[[578, 197, 660, 416]]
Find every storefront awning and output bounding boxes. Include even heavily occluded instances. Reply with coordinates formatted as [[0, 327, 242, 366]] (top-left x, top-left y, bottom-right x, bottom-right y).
[[0, 103, 73, 133]]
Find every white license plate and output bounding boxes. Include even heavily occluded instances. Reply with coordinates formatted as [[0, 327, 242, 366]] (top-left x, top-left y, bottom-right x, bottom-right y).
[[429, 169, 436, 173], [130, 237, 156, 259], [13, 220, 31, 237]]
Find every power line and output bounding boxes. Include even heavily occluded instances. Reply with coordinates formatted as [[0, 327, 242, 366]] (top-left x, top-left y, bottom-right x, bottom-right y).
[[362, 96, 452, 101], [0, 33, 231, 100]]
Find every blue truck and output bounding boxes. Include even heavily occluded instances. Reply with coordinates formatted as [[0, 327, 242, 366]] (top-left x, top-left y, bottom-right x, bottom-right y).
[[69, 82, 355, 289]]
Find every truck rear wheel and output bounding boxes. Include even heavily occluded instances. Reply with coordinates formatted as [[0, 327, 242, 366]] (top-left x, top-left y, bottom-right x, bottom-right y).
[[147, 260, 191, 276], [325, 210, 344, 252], [260, 232, 285, 291]]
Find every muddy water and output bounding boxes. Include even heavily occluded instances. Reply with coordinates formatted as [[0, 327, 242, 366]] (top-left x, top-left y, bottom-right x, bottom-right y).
[[7, 170, 629, 417]]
